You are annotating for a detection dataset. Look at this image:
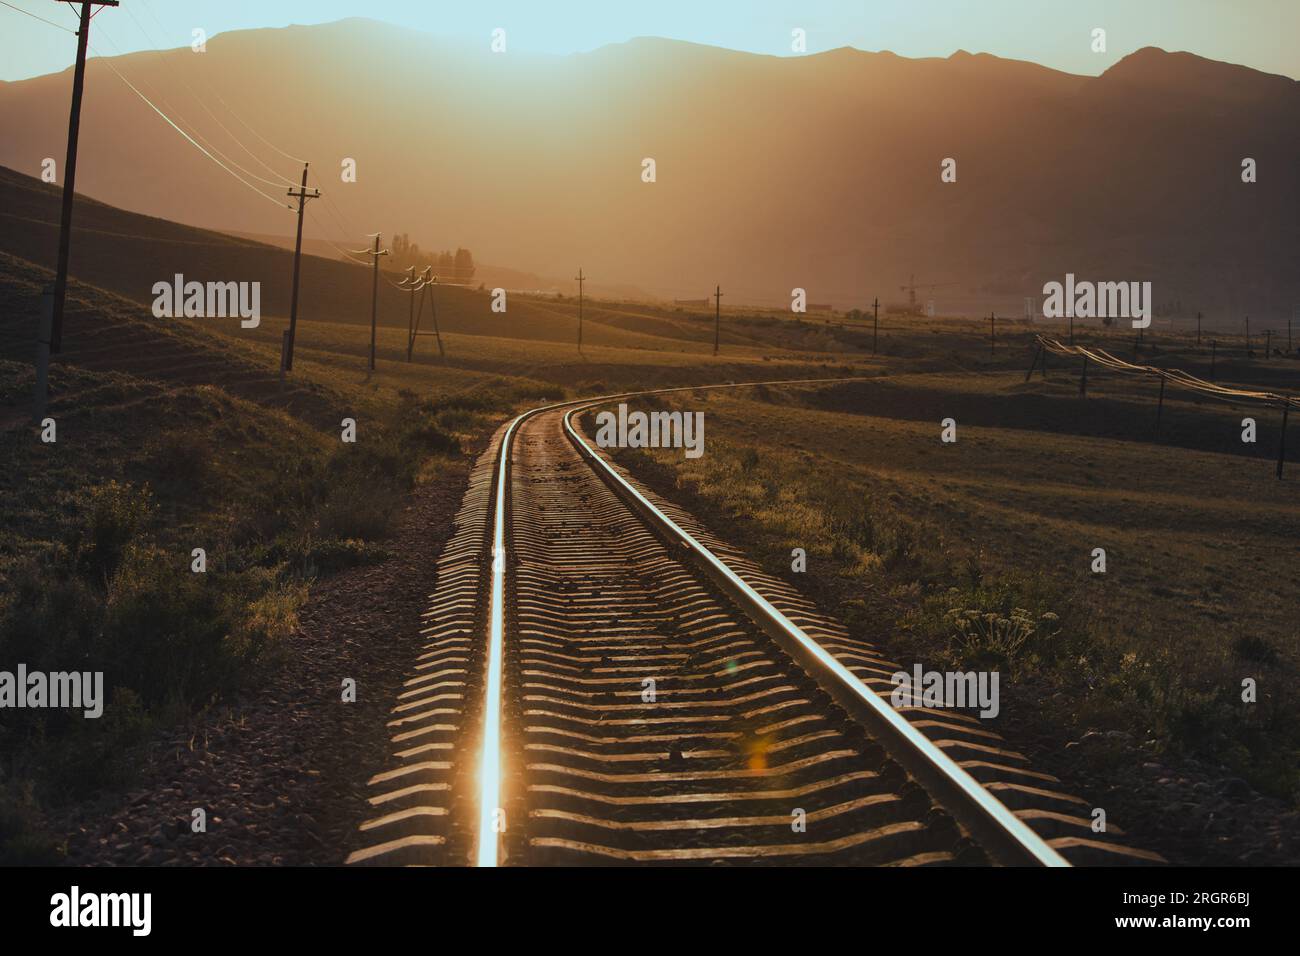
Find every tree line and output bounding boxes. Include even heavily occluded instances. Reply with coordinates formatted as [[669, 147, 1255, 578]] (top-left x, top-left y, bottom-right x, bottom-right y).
[[389, 233, 475, 283]]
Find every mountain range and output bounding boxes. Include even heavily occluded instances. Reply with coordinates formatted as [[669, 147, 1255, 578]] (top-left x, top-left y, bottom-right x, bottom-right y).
[[1, 17, 1296, 317]]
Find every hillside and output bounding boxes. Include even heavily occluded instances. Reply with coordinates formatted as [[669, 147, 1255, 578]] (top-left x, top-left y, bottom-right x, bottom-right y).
[[0, 19, 1296, 318], [0, 165, 696, 352]]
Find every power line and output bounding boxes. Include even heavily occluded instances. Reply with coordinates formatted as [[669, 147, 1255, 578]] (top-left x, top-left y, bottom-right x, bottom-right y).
[[0, 0, 74, 33], [89, 26, 298, 191], [90, 47, 292, 209], [135, 0, 307, 167], [117, 2, 298, 187], [1036, 335, 1297, 409]]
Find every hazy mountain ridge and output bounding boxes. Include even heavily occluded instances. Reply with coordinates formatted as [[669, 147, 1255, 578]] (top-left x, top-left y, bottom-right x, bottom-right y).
[[1, 18, 1295, 315]]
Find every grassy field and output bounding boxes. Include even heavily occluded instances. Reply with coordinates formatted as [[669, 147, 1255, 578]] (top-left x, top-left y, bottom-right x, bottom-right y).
[[603, 352, 1300, 839], [3, 172, 1297, 864], [0, 235, 869, 861]]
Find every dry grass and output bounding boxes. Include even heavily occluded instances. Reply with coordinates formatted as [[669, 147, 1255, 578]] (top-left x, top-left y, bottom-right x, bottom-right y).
[[612, 360, 1300, 802]]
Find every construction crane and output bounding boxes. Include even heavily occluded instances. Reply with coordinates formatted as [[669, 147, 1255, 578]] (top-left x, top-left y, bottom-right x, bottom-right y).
[[899, 274, 952, 315]]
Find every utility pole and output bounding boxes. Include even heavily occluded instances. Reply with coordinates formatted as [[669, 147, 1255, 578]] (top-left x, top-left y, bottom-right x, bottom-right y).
[[575, 267, 586, 352], [49, 0, 120, 354], [402, 266, 417, 361], [283, 162, 319, 371], [364, 233, 389, 371], [713, 284, 723, 355], [1196, 311, 1202, 348], [872, 297, 879, 354], [428, 270, 444, 357], [1279, 399, 1291, 480]]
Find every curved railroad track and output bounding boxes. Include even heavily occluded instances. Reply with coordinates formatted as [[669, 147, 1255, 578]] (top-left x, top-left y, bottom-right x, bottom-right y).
[[347, 380, 1162, 867]]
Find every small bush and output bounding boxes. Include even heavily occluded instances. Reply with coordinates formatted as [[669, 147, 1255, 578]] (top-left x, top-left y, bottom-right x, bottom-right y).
[[73, 481, 154, 580]]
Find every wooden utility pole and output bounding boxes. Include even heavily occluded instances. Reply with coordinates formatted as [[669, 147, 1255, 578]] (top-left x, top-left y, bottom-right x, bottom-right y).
[[1155, 374, 1166, 436], [283, 162, 319, 371], [713, 284, 723, 355], [427, 271, 444, 357], [872, 297, 879, 354], [33, 287, 53, 420], [365, 233, 389, 371], [1024, 343, 1042, 382], [49, 0, 119, 354], [1279, 400, 1291, 480], [575, 268, 586, 352], [402, 266, 417, 361]]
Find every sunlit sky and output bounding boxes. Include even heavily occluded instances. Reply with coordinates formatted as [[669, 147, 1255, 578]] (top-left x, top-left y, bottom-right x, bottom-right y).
[[1, 0, 1297, 82]]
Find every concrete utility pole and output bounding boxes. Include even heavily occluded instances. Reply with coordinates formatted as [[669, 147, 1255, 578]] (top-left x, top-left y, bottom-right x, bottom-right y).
[[365, 233, 389, 371], [575, 267, 586, 352], [50, 0, 120, 354], [713, 284, 723, 355], [283, 162, 320, 371]]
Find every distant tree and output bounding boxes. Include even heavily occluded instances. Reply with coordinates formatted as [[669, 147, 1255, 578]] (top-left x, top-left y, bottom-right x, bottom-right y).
[[437, 250, 455, 280], [454, 248, 475, 282]]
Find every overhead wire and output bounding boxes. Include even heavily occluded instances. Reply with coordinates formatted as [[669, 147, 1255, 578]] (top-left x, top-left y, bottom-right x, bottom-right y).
[[89, 45, 293, 210], [1036, 335, 1297, 410], [0, 0, 74, 32], [119, 1, 299, 187]]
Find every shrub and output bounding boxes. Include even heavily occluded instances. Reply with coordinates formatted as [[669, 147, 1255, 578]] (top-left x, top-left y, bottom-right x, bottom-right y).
[[73, 481, 154, 580]]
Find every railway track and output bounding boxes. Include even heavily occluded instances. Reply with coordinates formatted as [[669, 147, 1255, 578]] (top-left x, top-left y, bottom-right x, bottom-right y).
[[348, 381, 1162, 867]]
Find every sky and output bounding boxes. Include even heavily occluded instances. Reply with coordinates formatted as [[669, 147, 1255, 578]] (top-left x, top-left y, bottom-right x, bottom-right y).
[[1, 0, 1297, 83]]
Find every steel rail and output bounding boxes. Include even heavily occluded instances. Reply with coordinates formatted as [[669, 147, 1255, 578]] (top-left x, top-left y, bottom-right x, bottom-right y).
[[472, 376, 857, 866], [474, 376, 1069, 867]]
